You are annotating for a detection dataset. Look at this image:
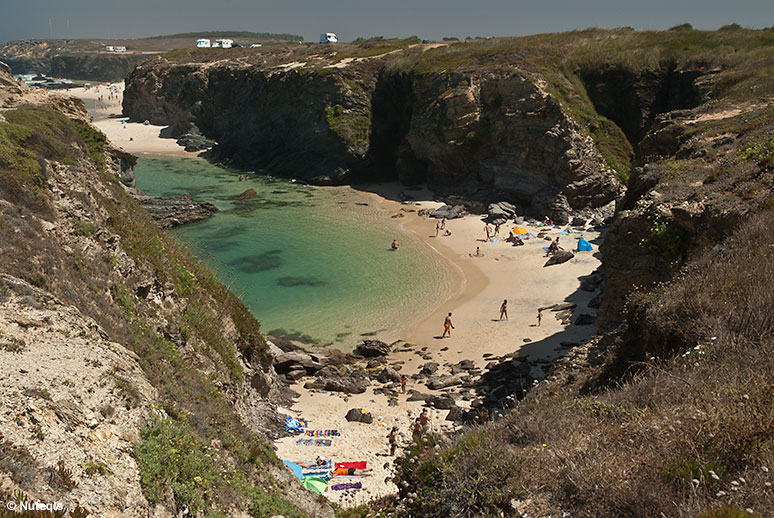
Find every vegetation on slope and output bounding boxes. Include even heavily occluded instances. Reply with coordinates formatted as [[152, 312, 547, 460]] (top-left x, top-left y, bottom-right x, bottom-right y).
[[374, 209, 773, 517], [0, 105, 308, 516]]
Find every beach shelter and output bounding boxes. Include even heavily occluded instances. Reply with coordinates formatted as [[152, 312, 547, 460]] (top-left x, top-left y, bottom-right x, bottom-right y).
[[512, 227, 528, 235], [302, 477, 328, 495], [282, 460, 304, 480], [285, 417, 304, 432], [576, 237, 593, 252]]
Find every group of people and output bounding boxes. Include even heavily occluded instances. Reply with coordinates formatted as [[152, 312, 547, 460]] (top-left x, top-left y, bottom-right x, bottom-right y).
[[434, 216, 449, 237]]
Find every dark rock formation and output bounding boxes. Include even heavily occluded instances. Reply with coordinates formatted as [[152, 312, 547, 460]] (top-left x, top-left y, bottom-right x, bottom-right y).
[[122, 61, 622, 216], [544, 251, 575, 267], [354, 340, 391, 357], [345, 408, 373, 423], [133, 193, 218, 228]]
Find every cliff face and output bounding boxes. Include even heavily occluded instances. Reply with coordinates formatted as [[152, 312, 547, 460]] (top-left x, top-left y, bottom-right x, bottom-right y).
[[123, 59, 622, 218], [0, 68, 330, 517], [0, 41, 152, 81]]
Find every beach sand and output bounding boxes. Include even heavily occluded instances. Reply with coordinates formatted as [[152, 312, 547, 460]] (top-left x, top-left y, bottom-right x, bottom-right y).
[[68, 82, 196, 157], [274, 186, 603, 506], [67, 85, 603, 506]]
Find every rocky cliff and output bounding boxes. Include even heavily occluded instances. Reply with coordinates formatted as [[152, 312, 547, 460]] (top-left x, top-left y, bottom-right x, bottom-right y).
[[0, 67, 331, 517], [123, 55, 622, 222], [0, 40, 153, 81]]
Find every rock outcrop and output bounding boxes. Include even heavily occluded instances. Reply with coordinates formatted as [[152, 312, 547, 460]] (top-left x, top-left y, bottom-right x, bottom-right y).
[[122, 58, 622, 217]]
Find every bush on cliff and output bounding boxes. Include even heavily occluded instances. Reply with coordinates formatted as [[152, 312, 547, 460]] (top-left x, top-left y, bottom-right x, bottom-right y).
[[389, 209, 774, 517]]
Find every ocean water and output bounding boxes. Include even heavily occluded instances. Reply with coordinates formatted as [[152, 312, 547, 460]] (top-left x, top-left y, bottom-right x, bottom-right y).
[[134, 155, 455, 348]]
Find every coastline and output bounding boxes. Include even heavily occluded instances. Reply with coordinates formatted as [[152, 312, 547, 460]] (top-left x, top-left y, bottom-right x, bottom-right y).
[[67, 84, 604, 506], [67, 81, 197, 157]]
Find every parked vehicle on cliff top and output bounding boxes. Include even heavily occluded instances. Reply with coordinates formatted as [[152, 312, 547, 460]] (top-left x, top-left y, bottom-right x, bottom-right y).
[[196, 39, 211, 48], [320, 33, 337, 43]]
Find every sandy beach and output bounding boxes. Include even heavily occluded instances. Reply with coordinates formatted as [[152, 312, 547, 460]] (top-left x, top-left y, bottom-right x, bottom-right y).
[[67, 86, 603, 506], [67, 81, 197, 157]]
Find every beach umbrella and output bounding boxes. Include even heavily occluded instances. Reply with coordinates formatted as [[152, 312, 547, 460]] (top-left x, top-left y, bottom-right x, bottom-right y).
[[512, 227, 528, 235], [302, 477, 328, 495], [282, 460, 304, 480]]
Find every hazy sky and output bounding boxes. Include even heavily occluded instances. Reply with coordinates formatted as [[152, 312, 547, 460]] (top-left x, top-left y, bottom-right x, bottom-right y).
[[1, 0, 772, 44]]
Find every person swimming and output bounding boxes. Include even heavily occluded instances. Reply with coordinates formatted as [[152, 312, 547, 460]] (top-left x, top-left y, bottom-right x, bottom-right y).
[[391, 239, 399, 250]]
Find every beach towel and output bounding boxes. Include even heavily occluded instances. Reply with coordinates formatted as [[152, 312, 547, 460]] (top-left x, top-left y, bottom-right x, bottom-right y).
[[490, 237, 500, 242], [335, 461, 367, 470], [285, 417, 305, 432], [282, 460, 304, 480], [295, 438, 333, 447], [331, 482, 362, 491], [305, 429, 340, 437], [304, 466, 333, 473], [559, 230, 570, 235]]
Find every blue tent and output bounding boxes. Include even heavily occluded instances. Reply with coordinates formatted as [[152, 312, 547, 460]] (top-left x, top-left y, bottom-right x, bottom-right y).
[[576, 238, 593, 252]]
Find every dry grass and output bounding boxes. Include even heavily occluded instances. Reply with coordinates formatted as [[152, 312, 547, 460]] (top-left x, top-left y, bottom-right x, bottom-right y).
[[386, 209, 774, 518]]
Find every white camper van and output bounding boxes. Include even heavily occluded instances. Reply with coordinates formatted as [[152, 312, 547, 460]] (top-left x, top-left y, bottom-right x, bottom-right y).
[[196, 39, 211, 48], [320, 33, 338, 44], [215, 39, 233, 49]]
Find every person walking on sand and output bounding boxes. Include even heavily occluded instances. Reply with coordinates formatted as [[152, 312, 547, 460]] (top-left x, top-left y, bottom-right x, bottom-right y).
[[485, 224, 492, 241], [537, 309, 542, 327], [442, 312, 455, 338], [419, 408, 431, 433], [499, 299, 508, 320], [475, 246, 481, 256], [400, 374, 407, 394], [441, 216, 447, 230], [435, 220, 441, 237], [388, 426, 399, 456]]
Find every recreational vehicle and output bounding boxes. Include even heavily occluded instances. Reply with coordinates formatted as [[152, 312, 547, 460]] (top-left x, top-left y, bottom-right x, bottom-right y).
[[196, 39, 211, 48], [320, 33, 338, 43]]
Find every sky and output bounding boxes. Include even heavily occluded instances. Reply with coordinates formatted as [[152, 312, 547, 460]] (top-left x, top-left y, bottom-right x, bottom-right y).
[[1, 0, 772, 44]]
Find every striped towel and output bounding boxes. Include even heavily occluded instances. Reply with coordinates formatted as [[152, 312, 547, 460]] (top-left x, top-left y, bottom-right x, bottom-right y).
[[295, 438, 333, 447], [305, 429, 341, 437]]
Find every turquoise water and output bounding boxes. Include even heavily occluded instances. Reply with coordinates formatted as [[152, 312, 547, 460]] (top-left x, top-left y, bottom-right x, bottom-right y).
[[134, 155, 454, 348]]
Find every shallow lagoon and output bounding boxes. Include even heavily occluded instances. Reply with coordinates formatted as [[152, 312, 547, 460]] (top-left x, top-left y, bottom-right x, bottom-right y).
[[134, 155, 454, 348]]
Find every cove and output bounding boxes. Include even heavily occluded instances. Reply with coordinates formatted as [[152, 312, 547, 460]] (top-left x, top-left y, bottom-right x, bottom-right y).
[[134, 155, 455, 348]]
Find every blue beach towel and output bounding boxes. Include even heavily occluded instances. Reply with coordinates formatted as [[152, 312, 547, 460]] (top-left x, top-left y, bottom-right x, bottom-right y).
[[283, 460, 304, 480]]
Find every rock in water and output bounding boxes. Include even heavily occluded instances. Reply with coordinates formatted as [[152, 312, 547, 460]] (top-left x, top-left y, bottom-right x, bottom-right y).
[[544, 251, 575, 267], [237, 188, 257, 200]]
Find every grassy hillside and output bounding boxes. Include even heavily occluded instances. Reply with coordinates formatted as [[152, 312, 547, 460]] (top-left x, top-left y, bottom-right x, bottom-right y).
[[370, 208, 774, 517], [0, 104, 314, 516]]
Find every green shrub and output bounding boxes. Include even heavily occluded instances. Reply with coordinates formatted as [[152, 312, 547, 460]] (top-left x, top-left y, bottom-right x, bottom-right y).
[[73, 219, 97, 236], [641, 221, 690, 262], [664, 456, 725, 487], [135, 416, 220, 514]]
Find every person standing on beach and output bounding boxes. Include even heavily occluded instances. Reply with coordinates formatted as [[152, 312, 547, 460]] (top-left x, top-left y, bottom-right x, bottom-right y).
[[435, 221, 441, 237], [485, 224, 492, 241], [419, 408, 431, 433], [388, 427, 399, 456], [442, 312, 454, 338], [499, 300, 508, 320], [400, 375, 407, 394], [441, 216, 447, 230], [537, 309, 542, 326]]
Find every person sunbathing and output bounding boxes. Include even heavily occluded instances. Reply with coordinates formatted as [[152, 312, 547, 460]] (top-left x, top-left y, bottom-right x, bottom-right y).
[[297, 456, 327, 468], [331, 467, 372, 477]]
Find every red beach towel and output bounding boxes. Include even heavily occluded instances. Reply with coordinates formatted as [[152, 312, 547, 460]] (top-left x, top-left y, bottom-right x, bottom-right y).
[[335, 461, 367, 470]]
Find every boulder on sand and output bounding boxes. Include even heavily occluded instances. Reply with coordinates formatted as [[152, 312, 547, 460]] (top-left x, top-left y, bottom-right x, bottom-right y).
[[544, 251, 575, 267], [426, 375, 463, 390], [345, 408, 373, 424], [376, 367, 401, 383], [430, 204, 465, 220], [354, 340, 391, 357]]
